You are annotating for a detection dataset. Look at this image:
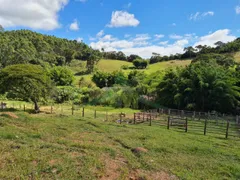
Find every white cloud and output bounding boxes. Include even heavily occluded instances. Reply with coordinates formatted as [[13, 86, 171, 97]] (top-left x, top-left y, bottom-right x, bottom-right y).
[[155, 34, 165, 39], [76, 0, 87, 2], [174, 39, 189, 46], [90, 35, 188, 58], [70, 19, 79, 31], [90, 40, 134, 51], [124, 3, 132, 9], [190, 11, 214, 21], [194, 29, 236, 47], [169, 34, 183, 39], [121, 44, 186, 58], [89, 36, 96, 41], [202, 11, 214, 16], [97, 30, 104, 37], [236, 6, 240, 14], [107, 11, 140, 28], [124, 34, 131, 38], [76, 37, 83, 42], [0, 0, 68, 30], [100, 35, 117, 41], [132, 34, 151, 46], [90, 29, 236, 58], [133, 34, 151, 41], [159, 41, 168, 45]]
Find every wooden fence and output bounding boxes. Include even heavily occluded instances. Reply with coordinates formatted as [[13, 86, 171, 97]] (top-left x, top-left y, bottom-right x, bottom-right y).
[[133, 110, 240, 139], [1, 102, 239, 139]]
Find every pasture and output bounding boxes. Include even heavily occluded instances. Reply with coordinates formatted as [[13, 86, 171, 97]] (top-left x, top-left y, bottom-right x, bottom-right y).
[[0, 103, 240, 179]]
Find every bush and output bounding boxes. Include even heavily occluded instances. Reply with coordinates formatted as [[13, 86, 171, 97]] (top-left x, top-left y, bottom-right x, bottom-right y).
[[49, 66, 75, 86], [133, 59, 148, 69], [92, 71, 127, 88], [121, 65, 129, 70]]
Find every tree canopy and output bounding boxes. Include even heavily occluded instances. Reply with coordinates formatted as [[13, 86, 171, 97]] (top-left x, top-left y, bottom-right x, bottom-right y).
[[0, 64, 52, 112]]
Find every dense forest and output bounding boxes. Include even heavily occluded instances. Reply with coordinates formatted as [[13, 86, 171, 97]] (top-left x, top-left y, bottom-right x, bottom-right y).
[[0, 29, 240, 114]]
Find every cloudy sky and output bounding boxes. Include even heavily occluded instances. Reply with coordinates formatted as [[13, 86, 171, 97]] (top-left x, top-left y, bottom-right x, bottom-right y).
[[0, 0, 240, 57]]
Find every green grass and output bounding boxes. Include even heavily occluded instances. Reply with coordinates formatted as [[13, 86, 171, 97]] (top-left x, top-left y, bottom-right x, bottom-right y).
[[0, 111, 239, 179], [234, 52, 240, 63], [96, 59, 132, 72], [69, 59, 192, 86], [145, 60, 191, 74]]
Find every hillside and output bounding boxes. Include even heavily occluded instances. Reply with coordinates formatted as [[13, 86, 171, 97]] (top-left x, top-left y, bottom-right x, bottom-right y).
[[0, 30, 99, 68], [0, 112, 239, 179]]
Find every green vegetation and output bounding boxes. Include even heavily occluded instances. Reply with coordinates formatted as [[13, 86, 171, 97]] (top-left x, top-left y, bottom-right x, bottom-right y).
[[0, 112, 239, 179], [49, 66, 75, 86], [157, 59, 240, 113], [0, 29, 240, 114], [0, 29, 240, 179], [0, 64, 52, 112]]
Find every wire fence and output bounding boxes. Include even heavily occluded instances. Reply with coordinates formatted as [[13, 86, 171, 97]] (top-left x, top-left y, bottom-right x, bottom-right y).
[[1, 102, 239, 139]]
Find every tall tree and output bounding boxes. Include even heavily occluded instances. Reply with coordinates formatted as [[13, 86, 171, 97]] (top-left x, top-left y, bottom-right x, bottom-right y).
[[0, 64, 52, 112]]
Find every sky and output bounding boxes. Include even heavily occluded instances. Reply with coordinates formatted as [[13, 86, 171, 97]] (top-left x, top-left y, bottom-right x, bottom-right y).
[[0, 0, 240, 58]]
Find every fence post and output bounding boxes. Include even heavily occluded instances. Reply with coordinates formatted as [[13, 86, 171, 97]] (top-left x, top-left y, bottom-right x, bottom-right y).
[[167, 116, 170, 129], [134, 113, 136, 124], [204, 119, 207, 135], [94, 110, 97, 119], [72, 104, 74, 115], [82, 107, 85, 117], [51, 105, 53, 114], [149, 114, 152, 126], [236, 115, 239, 125], [120, 113, 122, 124], [182, 110, 184, 117], [143, 112, 145, 122], [193, 111, 196, 119], [185, 118, 188, 132], [226, 121, 229, 139], [168, 109, 171, 115]]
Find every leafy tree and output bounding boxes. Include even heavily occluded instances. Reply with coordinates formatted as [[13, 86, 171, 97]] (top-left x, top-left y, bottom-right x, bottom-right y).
[[182, 46, 196, 59], [0, 30, 100, 67], [133, 59, 148, 69], [49, 66, 75, 86], [128, 71, 145, 87], [0, 64, 52, 112], [92, 71, 127, 88], [127, 54, 142, 62], [0, 25, 4, 32], [156, 61, 240, 113]]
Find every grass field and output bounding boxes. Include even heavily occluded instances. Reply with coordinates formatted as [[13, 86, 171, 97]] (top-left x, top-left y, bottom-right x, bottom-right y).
[[69, 59, 192, 86], [234, 52, 240, 63], [0, 110, 240, 180]]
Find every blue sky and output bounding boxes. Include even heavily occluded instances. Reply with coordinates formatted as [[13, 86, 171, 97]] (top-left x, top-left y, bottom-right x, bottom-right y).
[[1, 0, 240, 57]]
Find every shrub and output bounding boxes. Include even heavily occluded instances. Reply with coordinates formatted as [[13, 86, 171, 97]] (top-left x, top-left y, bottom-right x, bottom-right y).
[[133, 59, 148, 69], [49, 66, 75, 86]]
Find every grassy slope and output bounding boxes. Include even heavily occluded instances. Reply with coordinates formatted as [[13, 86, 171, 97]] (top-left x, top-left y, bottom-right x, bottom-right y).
[[97, 59, 132, 72], [234, 52, 240, 62], [146, 60, 191, 74], [0, 112, 239, 179], [69, 59, 192, 86]]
